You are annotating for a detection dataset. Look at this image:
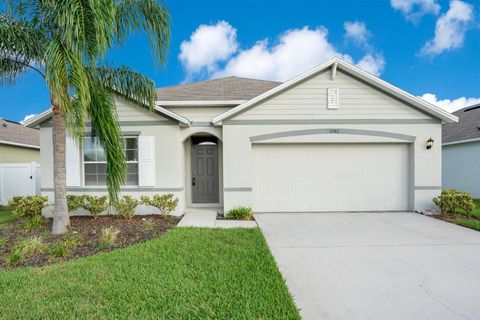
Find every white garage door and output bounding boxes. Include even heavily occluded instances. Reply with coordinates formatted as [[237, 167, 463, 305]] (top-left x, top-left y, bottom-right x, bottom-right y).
[[252, 144, 410, 212]]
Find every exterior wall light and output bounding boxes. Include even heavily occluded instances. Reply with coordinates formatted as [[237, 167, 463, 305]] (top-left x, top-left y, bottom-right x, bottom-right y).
[[426, 137, 434, 150]]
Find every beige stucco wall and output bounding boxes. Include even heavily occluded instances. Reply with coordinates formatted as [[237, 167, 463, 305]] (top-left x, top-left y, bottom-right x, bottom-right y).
[[0, 144, 40, 163]]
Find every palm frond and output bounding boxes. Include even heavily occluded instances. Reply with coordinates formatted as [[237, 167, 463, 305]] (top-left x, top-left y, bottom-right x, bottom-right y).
[[86, 78, 126, 203], [91, 66, 157, 109], [114, 0, 171, 65], [0, 12, 45, 84]]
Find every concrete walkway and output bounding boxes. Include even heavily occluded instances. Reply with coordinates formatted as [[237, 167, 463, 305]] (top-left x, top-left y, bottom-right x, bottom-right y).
[[256, 212, 480, 320], [177, 208, 257, 228]]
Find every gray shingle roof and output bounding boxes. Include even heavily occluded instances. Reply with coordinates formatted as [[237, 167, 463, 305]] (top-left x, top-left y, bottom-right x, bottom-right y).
[[156, 76, 281, 101], [443, 104, 480, 144], [0, 119, 39, 147]]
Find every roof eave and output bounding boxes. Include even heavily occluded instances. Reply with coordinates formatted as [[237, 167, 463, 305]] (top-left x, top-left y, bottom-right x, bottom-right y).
[[156, 100, 246, 107], [24, 105, 192, 128], [23, 108, 53, 128], [0, 140, 40, 149], [443, 137, 480, 146]]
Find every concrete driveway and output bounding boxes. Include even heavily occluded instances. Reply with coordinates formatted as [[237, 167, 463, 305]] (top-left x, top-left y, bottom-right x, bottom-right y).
[[255, 212, 480, 320]]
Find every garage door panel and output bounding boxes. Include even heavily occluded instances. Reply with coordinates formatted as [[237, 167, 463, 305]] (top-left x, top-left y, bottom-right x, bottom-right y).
[[252, 144, 409, 212]]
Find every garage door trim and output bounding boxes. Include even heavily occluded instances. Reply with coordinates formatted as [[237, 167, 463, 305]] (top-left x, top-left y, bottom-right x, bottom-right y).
[[250, 128, 416, 143]]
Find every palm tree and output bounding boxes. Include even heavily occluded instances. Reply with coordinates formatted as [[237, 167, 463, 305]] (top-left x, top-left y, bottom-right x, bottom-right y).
[[0, 1, 170, 234]]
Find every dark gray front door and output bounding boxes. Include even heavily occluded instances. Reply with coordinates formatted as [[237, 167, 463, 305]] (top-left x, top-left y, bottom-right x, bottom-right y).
[[192, 144, 219, 203]]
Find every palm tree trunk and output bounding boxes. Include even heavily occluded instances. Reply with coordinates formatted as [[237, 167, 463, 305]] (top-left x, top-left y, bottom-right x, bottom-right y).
[[51, 99, 70, 234]]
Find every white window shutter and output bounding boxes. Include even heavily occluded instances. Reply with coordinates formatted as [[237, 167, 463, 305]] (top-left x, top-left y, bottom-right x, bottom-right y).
[[66, 136, 81, 186], [138, 136, 155, 187]]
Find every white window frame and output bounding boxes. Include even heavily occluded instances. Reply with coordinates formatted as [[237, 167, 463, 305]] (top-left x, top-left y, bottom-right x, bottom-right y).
[[83, 136, 139, 187]]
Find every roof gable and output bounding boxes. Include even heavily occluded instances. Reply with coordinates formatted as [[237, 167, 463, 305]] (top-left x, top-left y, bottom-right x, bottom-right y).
[[212, 58, 458, 124]]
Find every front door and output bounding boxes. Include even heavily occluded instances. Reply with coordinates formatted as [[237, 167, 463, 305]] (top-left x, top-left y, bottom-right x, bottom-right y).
[[192, 144, 219, 203]]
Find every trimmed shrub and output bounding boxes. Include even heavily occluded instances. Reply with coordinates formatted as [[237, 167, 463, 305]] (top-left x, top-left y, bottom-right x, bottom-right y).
[[8, 196, 48, 218], [67, 195, 86, 213], [83, 196, 109, 219], [433, 189, 475, 217], [141, 194, 178, 215], [114, 195, 139, 219], [98, 227, 120, 249], [48, 243, 68, 258], [226, 206, 254, 220]]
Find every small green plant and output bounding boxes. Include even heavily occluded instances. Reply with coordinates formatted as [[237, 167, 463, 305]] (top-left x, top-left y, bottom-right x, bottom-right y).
[[226, 206, 254, 220], [83, 196, 109, 219], [8, 196, 48, 218], [98, 227, 120, 249], [114, 195, 139, 219], [64, 235, 83, 249], [23, 215, 44, 231], [142, 219, 156, 232], [5, 249, 22, 266], [141, 194, 178, 215], [48, 243, 68, 258], [18, 236, 46, 257], [67, 195, 86, 213], [0, 237, 7, 248], [433, 189, 475, 217]]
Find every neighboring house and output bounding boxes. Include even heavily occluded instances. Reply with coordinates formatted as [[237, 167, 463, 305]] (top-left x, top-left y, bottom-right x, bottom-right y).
[[0, 118, 40, 163], [0, 118, 41, 204], [442, 104, 480, 198], [24, 58, 457, 215]]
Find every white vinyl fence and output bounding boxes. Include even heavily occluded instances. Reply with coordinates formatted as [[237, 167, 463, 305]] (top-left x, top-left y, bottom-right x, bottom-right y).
[[0, 162, 41, 205]]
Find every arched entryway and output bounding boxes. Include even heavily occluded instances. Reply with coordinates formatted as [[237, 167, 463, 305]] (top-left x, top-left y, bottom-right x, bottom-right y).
[[184, 133, 223, 207]]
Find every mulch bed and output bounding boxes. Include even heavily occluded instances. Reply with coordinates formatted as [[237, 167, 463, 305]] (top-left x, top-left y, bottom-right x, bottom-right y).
[[0, 215, 180, 269], [430, 213, 480, 230]]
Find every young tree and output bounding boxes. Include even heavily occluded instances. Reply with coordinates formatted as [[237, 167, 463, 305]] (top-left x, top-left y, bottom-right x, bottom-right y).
[[0, 1, 170, 234]]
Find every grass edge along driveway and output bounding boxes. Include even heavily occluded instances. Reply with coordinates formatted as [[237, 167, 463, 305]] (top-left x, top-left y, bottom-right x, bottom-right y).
[[0, 227, 300, 320]]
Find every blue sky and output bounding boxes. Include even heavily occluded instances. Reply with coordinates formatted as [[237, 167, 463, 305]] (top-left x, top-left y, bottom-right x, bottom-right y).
[[1, 0, 479, 122]]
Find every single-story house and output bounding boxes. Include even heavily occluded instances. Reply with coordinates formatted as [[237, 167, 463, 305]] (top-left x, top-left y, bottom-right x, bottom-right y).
[[0, 118, 41, 204], [24, 58, 457, 215], [0, 118, 40, 163], [442, 104, 480, 198]]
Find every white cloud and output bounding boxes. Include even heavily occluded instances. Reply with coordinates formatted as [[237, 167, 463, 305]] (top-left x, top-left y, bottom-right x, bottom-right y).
[[179, 21, 238, 78], [419, 0, 474, 56], [356, 54, 386, 76], [214, 27, 355, 81], [344, 21, 371, 47], [391, 0, 441, 21], [20, 114, 36, 124], [420, 93, 480, 112], [180, 23, 386, 82]]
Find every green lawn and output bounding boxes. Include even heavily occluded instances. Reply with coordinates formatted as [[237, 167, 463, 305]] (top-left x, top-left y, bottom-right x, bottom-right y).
[[0, 211, 18, 225], [0, 228, 300, 320]]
